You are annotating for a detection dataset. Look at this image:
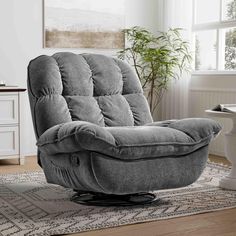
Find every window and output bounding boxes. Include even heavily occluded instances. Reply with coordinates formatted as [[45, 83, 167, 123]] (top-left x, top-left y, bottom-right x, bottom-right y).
[[193, 0, 236, 71]]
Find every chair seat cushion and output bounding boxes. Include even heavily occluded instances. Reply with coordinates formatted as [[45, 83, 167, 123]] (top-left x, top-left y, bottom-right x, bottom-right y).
[[37, 118, 221, 160]]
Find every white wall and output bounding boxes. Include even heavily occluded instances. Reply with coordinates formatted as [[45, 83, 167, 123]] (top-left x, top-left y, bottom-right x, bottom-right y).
[[0, 0, 159, 156]]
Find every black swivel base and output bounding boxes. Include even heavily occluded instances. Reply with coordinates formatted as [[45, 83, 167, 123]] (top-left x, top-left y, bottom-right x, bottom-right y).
[[71, 191, 159, 206]]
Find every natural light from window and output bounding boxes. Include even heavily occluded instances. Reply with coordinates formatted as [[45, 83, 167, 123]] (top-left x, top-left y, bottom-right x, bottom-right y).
[[193, 0, 236, 71]]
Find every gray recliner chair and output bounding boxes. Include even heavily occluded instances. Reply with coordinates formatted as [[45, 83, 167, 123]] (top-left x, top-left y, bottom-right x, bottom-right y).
[[28, 52, 221, 206]]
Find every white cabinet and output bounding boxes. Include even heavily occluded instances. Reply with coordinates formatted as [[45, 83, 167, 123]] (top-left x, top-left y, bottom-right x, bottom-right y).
[[0, 126, 19, 156], [0, 87, 26, 165], [0, 94, 18, 124]]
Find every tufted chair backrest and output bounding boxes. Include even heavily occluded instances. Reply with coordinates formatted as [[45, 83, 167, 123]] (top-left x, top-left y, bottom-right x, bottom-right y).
[[28, 52, 153, 139]]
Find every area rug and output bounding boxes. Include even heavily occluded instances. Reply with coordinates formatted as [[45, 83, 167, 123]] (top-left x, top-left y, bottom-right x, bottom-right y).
[[0, 162, 236, 236]]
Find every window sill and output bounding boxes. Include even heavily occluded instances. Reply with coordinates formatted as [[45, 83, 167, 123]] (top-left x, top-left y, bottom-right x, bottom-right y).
[[192, 70, 236, 76]]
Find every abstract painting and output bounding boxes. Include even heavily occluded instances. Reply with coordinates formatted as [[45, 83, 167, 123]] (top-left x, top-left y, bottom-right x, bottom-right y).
[[44, 0, 125, 49]]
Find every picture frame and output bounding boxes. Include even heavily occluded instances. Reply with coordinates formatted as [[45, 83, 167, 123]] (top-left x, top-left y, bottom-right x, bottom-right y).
[[43, 0, 125, 49]]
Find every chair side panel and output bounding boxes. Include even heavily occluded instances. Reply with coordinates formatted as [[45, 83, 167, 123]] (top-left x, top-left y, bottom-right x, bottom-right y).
[[27, 55, 72, 139]]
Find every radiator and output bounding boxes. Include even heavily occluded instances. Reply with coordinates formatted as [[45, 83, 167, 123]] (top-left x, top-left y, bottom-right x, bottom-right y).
[[189, 88, 236, 157]]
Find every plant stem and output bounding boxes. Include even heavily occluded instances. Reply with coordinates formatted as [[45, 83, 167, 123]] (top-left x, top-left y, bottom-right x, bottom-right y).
[[150, 76, 155, 113], [131, 50, 141, 81]]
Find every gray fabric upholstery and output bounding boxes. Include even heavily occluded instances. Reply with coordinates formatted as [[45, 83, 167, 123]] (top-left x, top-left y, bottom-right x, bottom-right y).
[[28, 52, 221, 195], [37, 118, 220, 160], [28, 52, 152, 138], [39, 146, 208, 194]]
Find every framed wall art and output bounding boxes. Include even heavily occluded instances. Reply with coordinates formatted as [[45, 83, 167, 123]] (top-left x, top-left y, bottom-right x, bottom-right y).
[[43, 0, 125, 49]]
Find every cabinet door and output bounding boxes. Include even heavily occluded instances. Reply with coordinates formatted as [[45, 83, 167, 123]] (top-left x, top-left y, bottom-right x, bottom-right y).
[[0, 126, 19, 156], [0, 94, 18, 125]]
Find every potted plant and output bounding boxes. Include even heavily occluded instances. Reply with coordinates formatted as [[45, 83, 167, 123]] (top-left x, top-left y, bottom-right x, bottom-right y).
[[117, 26, 192, 115]]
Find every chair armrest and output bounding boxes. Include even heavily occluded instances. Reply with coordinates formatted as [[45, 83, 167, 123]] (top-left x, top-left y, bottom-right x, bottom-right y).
[[146, 118, 221, 142], [37, 121, 115, 155]]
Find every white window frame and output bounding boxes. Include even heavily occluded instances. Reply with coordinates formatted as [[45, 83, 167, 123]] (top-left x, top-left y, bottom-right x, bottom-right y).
[[192, 0, 236, 74]]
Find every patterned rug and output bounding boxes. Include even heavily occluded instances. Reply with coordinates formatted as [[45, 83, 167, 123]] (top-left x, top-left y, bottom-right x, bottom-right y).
[[0, 162, 236, 236]]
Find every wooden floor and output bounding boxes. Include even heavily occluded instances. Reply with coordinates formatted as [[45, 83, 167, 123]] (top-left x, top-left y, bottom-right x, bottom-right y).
[[0, 155, 236, 236]]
